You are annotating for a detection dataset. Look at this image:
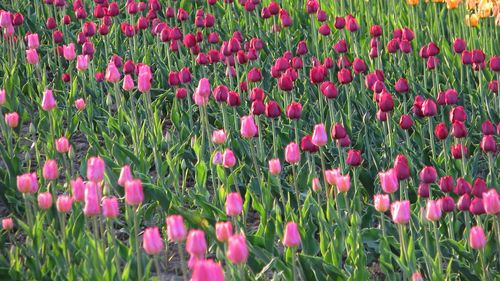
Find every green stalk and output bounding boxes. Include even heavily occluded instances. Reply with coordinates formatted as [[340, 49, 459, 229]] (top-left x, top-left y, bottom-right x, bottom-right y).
[[133, 207, 142, 281], [177, 243, 188, 281]]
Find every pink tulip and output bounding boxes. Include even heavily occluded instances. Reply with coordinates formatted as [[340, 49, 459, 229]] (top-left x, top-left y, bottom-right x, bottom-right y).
[[75, 98, 86, 110], [4, 112, 19, 128], [312, 178, 321, 192], [212, 129, 226, 144], [87, 156, 105, 183], [283, 221, 301, 247], [41, 89, 57, 111], [222, 149, 237, 168], [324, 168, 341, 185], [226, 192, 243, 217], [137, 65, 152, 93], [27, 33, 40, 49], [125, 179, 144, 206], [195, 78, 211, 98], [335, 174, 351, 193], [425, 200, 442, 221], [55, 137, 71, 153], [186, 229, 207, 257], [2, 218, 13, 231], [379, 169, 399, 193], [63, 43, 76, 60], [215, 221, 233, 242], [240, 115, 258, 138], [17, 173, 33, 193], [285, 142, 300, 164], [483, 189, 500, 214], [42, 159, 58, 181], [37, 192, 53, 210], [374, 194, 390, 212], [26, 49, 39, 64], [118, 165, 133, 187], [191, 259, 225, 281], [227, 234, 248, 264], [166, 215, 187, 242], [76, 55, 89, 71], [0, 11, 12, 28], [102, 196, 119, 218], [71, 177, 85, 202], [105, 62, 121, 83], [412, 272, 423, 281], [391, 200, 410, 224], [0, 89, 6, 106], [312, 123, 328, 146], [268, 158, 281, 175], [83, 182, 101, 216], [143, 227, 164, 255], [56, 195, 73, 213], [469, 226, 486, 249]]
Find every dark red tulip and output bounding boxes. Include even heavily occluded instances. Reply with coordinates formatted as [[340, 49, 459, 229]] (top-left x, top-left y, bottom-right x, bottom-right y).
[[402, 28, 414, 41], [213, 85, 228, 102], [369, 25, 382, 37], [399, 40, 412, 54], [248, 68, 262, 83], [278, 75, 294, 91], [296, 41, 308, 56], [419, 45, 429, 59], [318, 24, 331, 36], [469, 198, 485, 215], [445, 89, 458, 105], [451, 121, 467, 138], [320, 81, 338, 99], [439, 196, 455, 213], [306, 0, 319, 14], [422, 99, 437, 117], [489, 80, 498, 93], [337, 68, 353, 84], [301, 135, 319, 153], [346, 149, 362, 166], [453, 38, 466, 53], [454, 178, 471, 196], [310, 66, 326, 84], [449, 106, 467, 122], [176, 88, 187, 99], [337, 135, 351, 147], [457, 194, 471, 211], [419, 166, 437, 184], [316, 10, 327, 22], [427, 42, 440, 56], [436, 91, 446, 105], [13, 13, 24, 26], [490, 56, 500, 71], [387, 39, 399, 53], [379, 92, 394, 112], [472, 49, 485, 64], [251, 100, 265, 115], [438, 176, 455, 193], [353, 58, 367, 74], [395, 78, 409, 93], [227, 91, 241, 107], [249, 87, 265, 101], [265, 100, 281, 118], [472, 178, 488, 198], [376, 110, 387, 122], [168, 71, 180, 86], [334, 40, 347, 53], [418, 183, 430, 198], [481, 121, 496, 135], [461, 50, 472, 65], [291, 57, 304, 69], [331, 123, 347, 140], [334, 16, 345, 29], [269, 2, 280, 15], [434, 122, 448, 140], [62, 73, 71, 83], [286, 102, 302, 120], [451, 143, 467, 159], [337, 56, 351, 69], [46, 17, 56, 29], [345, 15, 359, 32], [480, 135, 497, 153], [426, 56, 439, 69], [393, 154, 410, 180], [399, 114, 413, 130]]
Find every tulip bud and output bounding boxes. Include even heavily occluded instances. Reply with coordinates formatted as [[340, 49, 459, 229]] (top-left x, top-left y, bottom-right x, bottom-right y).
[[186, 229, 207, 257], [418, 183, 429, 198], [379, 169, 399, 193], [472, 178, 488, 198], [87, 156, 105, 183], [38, 192, 53, 210], [457, 194, 471, 211], [227, 234, 248, 264], [282, 222, 301, 247], [285, 142, 300, 164], [346, 149, 362, 166], [166, 215, 187, 242], [55, 137, 71, 153], [483, 189, 500, 214], [419, 166, 437, 184], [268, 158, 281, 175], [469, 198, 485, 215], [469, 226, 486, 249], [439, 196, 455, 213], [391, 200, 410, 224], [42, 89, 57, 111], [215, 221, 233, 242], [223, 149, 237, 168], [438, 176, 455, 193], [374, 194, 390, 212], [43, 159, 58, 181], [125, 179, 144, 206], [2, 218, 13, 231], [425, 200, 442, 221], [56, 195, 73, 213], [480, 135, 497, 153]]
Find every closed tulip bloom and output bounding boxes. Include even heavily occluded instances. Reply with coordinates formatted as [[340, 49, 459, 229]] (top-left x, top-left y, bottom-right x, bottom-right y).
[[278, 75, 294, 91], [211, 130, 226, 145], [395, 78, 409, 93], [43, 159, 58, 181], [265, 100, 281, 118], [62, 43, 76, 61], [471, 178, 487, 198], [122, 74, 134, 91], [191, 259, 225, 281], [451, 143, 467, 159], [268, 158, 281, 175], [38, 192, 53, 210], [2, 218, 13, 231], [75, 98, 86, 110], [346, 149, 362, 166], [453, 177, 471, 196], [4, 112, 19, 128], [186, 229, 207, 257], [481, 121, 496, 135], [42, 89, 57, 111], [312, 178, 321, 192], [56, 195, 73, 213], [483, 189, 500, 214], [312, 123, 328, 146], [457, 194, 471, 211], [125, 179, 144, 206], [117, 165, 133, 187], [285, 142, 300, 164], [87, 156, 105, 182], [102, 196, 119, 218], [240, 115, 258, 138], [227, 234, 248, 264], [166, 215, 187, 242], [195, 78, 211, 98], [425, 200, 442, 221], [143, 227, 164, 255], [452, 38, 466, 53], [27, 33, 39, 49], [83, 183, 101, 216], [449, 106, 467, 123], [226, 192, 243, 217], [301, 135, 319, 153], [412, 272, 423, 281], [418, 183, 430, 198], [439, 196, 455, 213], [55, 137, 70, 153], [138, 67, 152, 93], [336, 174, 351, 193], [438, 176, 455, 193], [337, 68, 353, 84], [26, 49, 39, 64], [105, 62, 121, 83], [76, 55, 89, 71], [422, 99, 437, 117], [480, 135, 497, 153], [222, 149, 237, 168], [286, 102, 302, 120], [320, 81, 338, 99], [215, 221, 233, 242], [370, 24, 383, 37], [419, 166, 437, 184], [71, 177, 85, 201], [374, 194, 390, 212], [451, 121, 467, 138], [399, 114, 413, 130], [379, 92, 394, 112], [0, 89, 6, 105], [469, 226, 486, 249], [434, 122, 449, 140], [391, 200, 410, 224], [325, 168, 341, 186], [469, 198, 485, 215], [379, 169, 399, 193], [282, 222, 301, 247], [490, 56, 500, 72]]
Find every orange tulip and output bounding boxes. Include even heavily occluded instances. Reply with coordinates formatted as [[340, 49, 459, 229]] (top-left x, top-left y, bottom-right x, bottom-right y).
[[407, 0, 420, 5], [465, 14, 480, 26], [446, 0, 461, 9]]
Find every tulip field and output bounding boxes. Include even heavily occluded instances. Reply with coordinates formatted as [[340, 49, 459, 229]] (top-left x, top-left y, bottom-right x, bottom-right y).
[[1, 0, 500, 280]]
